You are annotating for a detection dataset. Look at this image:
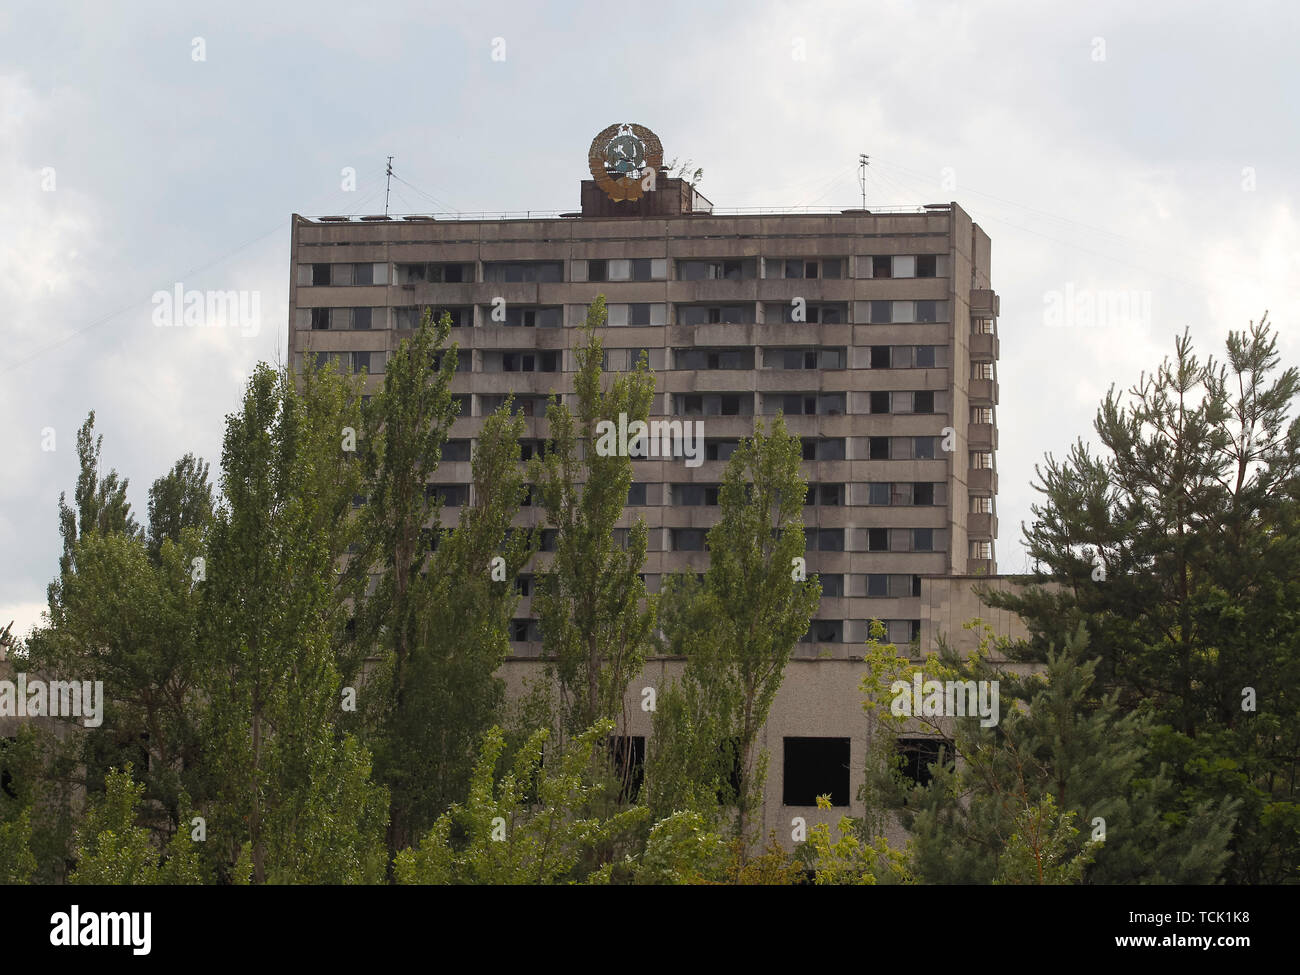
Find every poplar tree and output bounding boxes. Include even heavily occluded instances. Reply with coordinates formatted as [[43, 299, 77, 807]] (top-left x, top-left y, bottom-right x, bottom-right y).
[[648, 415, 821, 844], [531, 297, 656, 739], [200, 362, 386, 884]]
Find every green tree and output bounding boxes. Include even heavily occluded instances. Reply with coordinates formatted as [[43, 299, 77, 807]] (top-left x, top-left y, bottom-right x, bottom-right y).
[[394, 721, 648, 885], [648, 415, 820, 844], [48, 411, 140, 610], [531, 297, 656, 740], [862, 621, 1237, 884], [983, 317, 1300, 882], [201, 362, 387, 884], [145, 454, 213, 561], [68, 766, 204, 885]]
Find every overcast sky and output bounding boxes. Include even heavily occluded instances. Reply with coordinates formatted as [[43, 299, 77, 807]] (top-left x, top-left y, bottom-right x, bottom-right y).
[[2, 0, 1297, 638]]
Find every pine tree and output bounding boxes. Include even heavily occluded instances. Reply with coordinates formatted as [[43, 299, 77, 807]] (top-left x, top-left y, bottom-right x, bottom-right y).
[[982, 317, 1300, 882]]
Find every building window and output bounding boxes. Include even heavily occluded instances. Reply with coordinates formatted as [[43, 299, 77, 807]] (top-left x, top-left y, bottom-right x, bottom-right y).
[[767, 393, 844, 416], [914, 346, 936, 368], [783, 737, 851, 806], [914, 437, 937, 459], [869, 391, 891, 414], [678, 258, 756, 281], [493, 305, 563, 328], [871, 256, 892, 279], [868, 528, 889, 552], [510, 618, 541, 642], [916, 255, 938, 278], [916, 300, 943, 323], [442, 440, 471, 463], [676, 394, 751, 417], [607, 736, 646, 803], [428, 484, 469, 507], [808, 528, 843, 552], [818, 573, 843, 597], [971, 496, 992, 514], [869, 437, 890, 460], [672, 528, 707, 551], [801, 618, 843, 644], [897, 737, 954, 788], [677, 304, 748, 326], [627, 482, 647, 506], [483, 261, 563, 283], [971, 540, 992, 560], [397, 262, 473, 284], [802, 437, 845, 461], [804, 483, 844, 506], [678, 348, 753, 370], [673, 484, 720, 506]]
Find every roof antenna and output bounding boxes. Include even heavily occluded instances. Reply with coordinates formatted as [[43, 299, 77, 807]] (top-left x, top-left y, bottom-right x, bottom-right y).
[[384, 156, 394, 217], [858, 153, 869, 210]]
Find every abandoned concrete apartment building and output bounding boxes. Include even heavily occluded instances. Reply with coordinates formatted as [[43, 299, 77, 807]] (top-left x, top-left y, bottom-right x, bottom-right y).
[[284, 125, 1029, 843]]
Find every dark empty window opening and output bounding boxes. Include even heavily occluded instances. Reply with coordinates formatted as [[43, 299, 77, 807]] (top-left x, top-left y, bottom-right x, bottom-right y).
[[783, 737, 851, 806], [897, 737, 954, 788], [607, 736, 646, 804]]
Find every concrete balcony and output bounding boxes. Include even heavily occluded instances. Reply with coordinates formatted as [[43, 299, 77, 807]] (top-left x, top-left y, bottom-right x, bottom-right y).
[[968, 422, 997, 451], [970, 289, 1000, 318], [968, 512, 998, 538], [966, 558, 994, 577], [968, 468, 998, 494], [969, 378, 999, 405], [970, 331, 999, 360]]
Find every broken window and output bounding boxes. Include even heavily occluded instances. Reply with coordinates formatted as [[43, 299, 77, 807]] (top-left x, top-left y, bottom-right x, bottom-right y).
[[483, 261, 563, 283], [868, 527, 889, 552], [673, 528, 707, 551], [783, 737, 851, 806], [427, 484, 469, 507], [896, 737, 954, 788], [441, 440, 471, 462], [606, 736, 646, 803], [706, 440, 739, 461]]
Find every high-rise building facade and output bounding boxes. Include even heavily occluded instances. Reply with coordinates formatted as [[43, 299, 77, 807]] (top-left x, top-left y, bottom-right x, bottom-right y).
[[286, 126, 1006, 839]]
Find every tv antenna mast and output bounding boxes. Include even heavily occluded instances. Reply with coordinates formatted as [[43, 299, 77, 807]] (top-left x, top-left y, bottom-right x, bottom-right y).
[[858, 153, 869, 210], [384, 156, 394, 216]]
